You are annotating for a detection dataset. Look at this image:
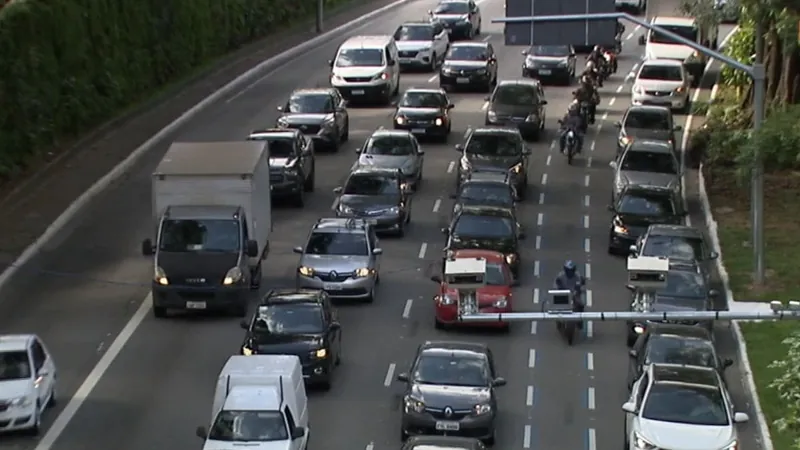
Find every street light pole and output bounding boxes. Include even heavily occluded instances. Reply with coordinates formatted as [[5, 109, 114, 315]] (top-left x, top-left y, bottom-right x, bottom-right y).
[[316, 0, 324, 33]]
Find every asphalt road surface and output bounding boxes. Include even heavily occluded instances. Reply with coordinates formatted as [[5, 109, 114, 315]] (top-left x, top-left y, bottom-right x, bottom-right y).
[[0, 0, 756, 449]]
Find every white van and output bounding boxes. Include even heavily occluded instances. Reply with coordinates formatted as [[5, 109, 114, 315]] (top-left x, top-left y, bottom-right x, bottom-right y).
[[640, 16, 719, 86], [329, 35, 401, 105], [197, 355, 309, 450]]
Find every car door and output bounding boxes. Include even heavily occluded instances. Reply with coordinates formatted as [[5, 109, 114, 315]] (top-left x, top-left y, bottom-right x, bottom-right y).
[[30, 339, 52, 406], [411, 135, 423, 174], [367, 225, 381, 271], [432, 22, 448, 57], [322, 297, 339, 360], [331, 90, 348, 133], [626, 372, 649, 435], [534, 85, 546, 122]]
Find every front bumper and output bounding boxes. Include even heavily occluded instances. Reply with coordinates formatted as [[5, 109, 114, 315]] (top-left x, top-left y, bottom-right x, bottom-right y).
[[0, 404, 37, 431], [302, 358, 333, 384], [402, 410, 495, 440], [296, 273, 377, 299], [436, 303, 511, 327], [522, 65, 570, 79], [395, 118, 448, 137], [151, 283, 248, 311], [270, 178, 303, 197], [332, 82, 391, 101], [440, 71, 490, 89], [632, 91, 687, 109], [399, 52, 435, 68]]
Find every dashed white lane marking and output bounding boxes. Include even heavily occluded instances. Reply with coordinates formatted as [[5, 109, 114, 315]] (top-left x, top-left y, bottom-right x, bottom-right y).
[[482, 34, 491, 42], [588, 428, 597, 450], [587, 387, 596, 410], [530, 321, 537, 335], [432, 198, 441, 213], [586, 290, 593, 307], [590, 140, 596, 152], [533, 260, 540, 277], [584, 195, 590, 207], [546, 154, 552, 166], [418, 243, 427, 259], [631, 63, 639, 72], [585, 263, 592, 279], [587, 320, 594, 338], [535, 235, 541, 250], [481, 101, 489, 111], [587, 352, 595, 371], [447, 161, 455, 173], [538, 192, 545, 205], [541, 173, 548, 185], [616, 85, 624, 93], [366, 442, 375, 450], [427, 74, 438, 83], [549, 140, 556, 150], [601, 112, 608, 121], [523, 425, 532, 449], [384, 363, 396, 387], [537, 213, 543, 226], [463, 129, 470, 139], [528, 349, 536, 368], [526, 386, 535, 405], [608, 97, 616, 106], [584, 174, 590, 187], [587, 156, 592, 168], [584, 238, 590, 252], [625, 32, 635, 40], [634, 24, 641, 32], [583, 215, 589, 228], [402, 299, 413, 319], [533, 288, 539, 304]]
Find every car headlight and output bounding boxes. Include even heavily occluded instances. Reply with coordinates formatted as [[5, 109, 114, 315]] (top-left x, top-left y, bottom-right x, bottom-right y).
[[487, 110, 497, 121], [339, 204, 353, 214], [632, 85, 644, 95], [354, 267, 372, 277], [632, 432, 657, 450], [460, 156, 471, 171], [673, 86, 685, 94], [442, 67, 454, 75], [223, 267, 243, 285], [242, 346, 254, 356], [473, 403, 492, 415], [313, 348, 328, 358], [385, 206, 401, 215], [509, 163, 523, 173], [372, 72, 390, 82], [612, 217, 628, 235], [404, 396, 426, 413], [492, 297, 508, 308], [418, 47, 431, 55], [459, 15, 470, 23], [298, 266, 314, 276], [434, 117, 444, 126], [154, 266, 168, 285], [475, 69, 487, 75], [438, 295, 456, 305], [10, 396, 32, 407], [505, 253, 517, 264], [396, 116, 406, 125], [634, 325, 645, 334], [619, 135, 632, 146]]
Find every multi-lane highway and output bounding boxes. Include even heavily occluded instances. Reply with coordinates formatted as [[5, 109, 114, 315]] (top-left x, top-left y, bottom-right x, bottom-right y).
[[0, 0, 757, 449]]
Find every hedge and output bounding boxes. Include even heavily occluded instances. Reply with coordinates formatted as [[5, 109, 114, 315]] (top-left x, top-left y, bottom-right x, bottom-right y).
[[0, 0, 349, 177]]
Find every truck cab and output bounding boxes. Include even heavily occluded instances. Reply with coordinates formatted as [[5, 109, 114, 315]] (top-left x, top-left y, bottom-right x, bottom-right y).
[[640, 16, 718, 87]]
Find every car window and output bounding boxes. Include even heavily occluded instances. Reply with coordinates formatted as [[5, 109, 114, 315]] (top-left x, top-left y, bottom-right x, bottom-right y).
[[446, 46, 488, 61], [253, 303, 325, 335], [343, 174, 400, 195], [459, 184, 514, 206], [287, 93, 333, 113], [492, 85, 540, 106], [434, 2, 469, 13], [305, 231, 368, 256], [642, 235, 705, 260], [648, 25, 697, 45], [466, 133, 522, 156], [617, 192, 675, 216], [400, 91, 447, 108], [531, 45, 570, 56], [0, 350, 31, 380], [336, 48, 384, 67], [160, 219, 240, 253], [642, 383, 728, 426], [208, 410, 288, 442], [453, 214, 514, 238], [621, 151, 678, 174], [433, 23, 445, 35], [485, 263, 510, 285], [645, 336, 717, 368], [413, 351, 490, 386], [639, 65, 684, 81], [658, 271, 706, 297], [394, 25, 434, 41], [624, 111, 670, 130]]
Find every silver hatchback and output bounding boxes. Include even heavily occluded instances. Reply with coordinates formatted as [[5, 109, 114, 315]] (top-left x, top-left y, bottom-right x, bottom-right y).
[[294, 218, 382, 302]]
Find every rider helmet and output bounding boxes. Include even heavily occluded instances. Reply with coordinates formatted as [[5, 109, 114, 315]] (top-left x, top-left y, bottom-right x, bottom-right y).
[[586, 61, 595, 71], [593, 45, 601, 52], [563, 260, 577, 277]]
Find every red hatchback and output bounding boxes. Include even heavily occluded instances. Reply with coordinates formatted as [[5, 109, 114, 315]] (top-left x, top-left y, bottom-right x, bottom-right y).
[[431, 249, 514, 330]]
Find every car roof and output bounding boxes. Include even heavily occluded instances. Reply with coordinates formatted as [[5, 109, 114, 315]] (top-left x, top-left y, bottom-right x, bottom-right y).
[[290, 88, 336, 96], [249, 129, 299, 140], [351, 166, 402, 176], [405, 436, 483, 450], [651, 16, 696, 27], [457, 204, 514, 216], [0, 335, 33, 352], [470, 126, 522, 136], [340, 35, 394, 49], [627, 139, 674, 153], [641, 59, 685, 68], [404, 87, 447, 95], [648, 323, 713, 340], [451, 41, 489, 48], [313, 218, 372, 233], [452, 249, 505, 263], [626, 104, 672, 115], [646, 224, 704, 238], [370, 128, 415, 138], [496, 79, 540, 87], [651, 363, 719, 387], [421, 340, 489, 355], [262, 289, 324, 305]]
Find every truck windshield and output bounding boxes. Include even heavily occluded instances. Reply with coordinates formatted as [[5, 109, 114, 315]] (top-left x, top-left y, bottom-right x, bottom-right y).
[[0, 351, 31, 380], [208, 410, 288, 442], [159, 219, 240, 253], [648, 25, 697, 45]]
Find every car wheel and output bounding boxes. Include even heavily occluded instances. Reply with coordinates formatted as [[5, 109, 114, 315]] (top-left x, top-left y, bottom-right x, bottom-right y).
[[435, 317, 444, 329], [364, 284, 376, 303], [484, 429, 496, 446]]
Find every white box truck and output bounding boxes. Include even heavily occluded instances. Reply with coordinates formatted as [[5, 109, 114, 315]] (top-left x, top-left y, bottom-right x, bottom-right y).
[[196, 355, 309, 450], [141, 142, 272, 318]]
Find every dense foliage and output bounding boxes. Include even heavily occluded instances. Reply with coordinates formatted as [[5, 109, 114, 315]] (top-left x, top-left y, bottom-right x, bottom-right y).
[[769, 332, 800, 449], [0, 0, 350, 178]]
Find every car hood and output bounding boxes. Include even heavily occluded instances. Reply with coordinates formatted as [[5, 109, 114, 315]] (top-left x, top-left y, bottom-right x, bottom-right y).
[[411, 384, 491, 409], [332, 66, 384, 78], [396, 106, 443, 118], [339, 194, 399, 211], [622, 128, 673, 141], [251, 333, 323, 354], [443, 285, 510, 306], [279, 113, 330, 125], [465, 154, 521, 169], [0, 379, 34, 399], [300, 254, 372, 272], [645, 43, 695, 61], [357, 155, 412, 172], [203, 439, 292, 450], [652, 296, 707, 311], [637, 418, 734, 449], [157, 252, 239, 281], [489, 103, 538, 116], [528, 55, 569, 64], [397, 40, 434, 51], [449, 236, 516, 254], [443, 60, 488, 70], [270, 157, 301, 168], [617, 172, 679, 189], [635, 79, 684, 91]]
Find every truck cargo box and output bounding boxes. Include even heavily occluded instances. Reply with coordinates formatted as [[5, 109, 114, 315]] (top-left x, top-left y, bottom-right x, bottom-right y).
[[504, 0, 617, 49]]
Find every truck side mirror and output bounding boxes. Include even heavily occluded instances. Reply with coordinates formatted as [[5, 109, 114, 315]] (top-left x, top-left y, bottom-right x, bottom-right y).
[[141, 239, 154, 256], [291, 427, 306, 439], [246, 240, 259, 258], [195, 426, 207, 439], [430, 275, 442, 283]]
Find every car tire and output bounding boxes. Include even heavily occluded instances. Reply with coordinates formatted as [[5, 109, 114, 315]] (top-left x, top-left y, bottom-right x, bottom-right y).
[[365, 285, 376, 303], [153, 306, 167, 318], [304, 164, 316, 192], [47, 385, 56, 408], [484, 429, 496, 446], [28, 406, 41, 436]]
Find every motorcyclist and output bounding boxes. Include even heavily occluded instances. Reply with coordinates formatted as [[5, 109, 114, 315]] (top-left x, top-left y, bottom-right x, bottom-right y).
[[554, 260, 587, 318], [581, 60, 603, 87], [616, 21, 625, 38], [559, 101, 584, 154], [573, 77, 598, 124], [587, 45, 604, 65]]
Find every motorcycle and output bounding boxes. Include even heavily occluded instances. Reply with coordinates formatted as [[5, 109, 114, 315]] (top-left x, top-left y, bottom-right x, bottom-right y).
[[564, 129, 578, 164], [603, 49, 618, 73], [579, 101, 591, 129], [545, 288, 584, 345]]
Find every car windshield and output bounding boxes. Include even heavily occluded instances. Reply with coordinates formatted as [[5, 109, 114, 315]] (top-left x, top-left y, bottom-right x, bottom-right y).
[[642, 235, 705, 260], [466, 133, 522, 156], [617, 193, 675, 217], [0, 351, 31, 381], [446, 46, 487, 61], [659, 271, 706, 297], [400, 91, 447, 108], [159, 219, 240, 253], [485, 262, 509, 285], [253, 303, 325, 335], [493, 85, 539, 106], [624, 111, 670, 130], [530, 45, 570, 56], [434, 2, 469, 13], [394, 25, 434, 41], [208, 410, 288, 442], [459, 184, 514, 206], [639, 65, 683, 81], [648, 25, 698, 45], [343, 174, 400, 195], [263, 137, 295, 158], [646, 336, 717, 368], [287, 93, 332, 113], [336, 48, 384, 67], [365, 136, 414, 156], [642, 383, 728, 426], [621, 151, 678, 174], [305, 232, 368, 256], [413, 352, 490, 386], [453, 214, 514, 238]]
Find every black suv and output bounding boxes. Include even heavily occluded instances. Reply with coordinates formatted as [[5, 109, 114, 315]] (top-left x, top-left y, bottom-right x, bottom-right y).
[[334, 168, 413, 236], [393, 88, 454, 141], [396, 341, 505, 444], [276, 88, 350, 151], [633, 224, 719, 283], [614, 105, 682, 156], [439, 42, 498, 92], [443, 205, 524, 276], [239, 288, 342, 389], [247, 128, 315, 207], [484, 80, 547, 140], [455, 127, 530, 198], [607, 184, 684, 254]]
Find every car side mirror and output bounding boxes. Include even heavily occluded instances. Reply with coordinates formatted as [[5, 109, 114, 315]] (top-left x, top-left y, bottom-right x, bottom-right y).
[[629, 349, 638, 358], [245, 240, 259, 258], [418, 150, 425, 155], [330, 321, 341, 330], [609, 161, 618, 170], [673, 125, 683, 131], [333, 187, 343, 194], [441, 227, 449, 235], [454, 144, 464, 152], [492, 377, 507, 387], [293, 246, 303, 254], [733, 412, 750, 423], [708, 289, 720, 298], [196, 426, 207, 439], [522, 148, 531, 155], [427, 9, 433, 14], [355, 147, 362, 153], [447, 104, 455, 109], [372, 248, 383, 255], [141, 238, 154, 256], [397, 372, 410, 382], [622, 402, 637, 414], [328, 59, 334, 67], [521, 49, 528, 55], [291, 427, 306, 439], [710, 251, 719, 260], [277, 105, 285, 112], [540, 100, 547, 105], [723, 358, 734, 368], [638, 36, 645, 45], [240, 320, 249, 329], [629, 244, 638, 255], [613, 121, 622, 128], [625, 284, 636, 291], [430, 274, 443, 283]]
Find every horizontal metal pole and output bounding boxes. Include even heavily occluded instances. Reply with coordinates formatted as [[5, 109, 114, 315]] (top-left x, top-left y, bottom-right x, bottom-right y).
[[459, 310, 800, 322], [492, 12, 753, 74]]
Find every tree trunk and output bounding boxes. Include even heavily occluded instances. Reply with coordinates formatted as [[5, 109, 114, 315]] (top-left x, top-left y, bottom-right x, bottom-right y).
[[765, 26, 782, 108]]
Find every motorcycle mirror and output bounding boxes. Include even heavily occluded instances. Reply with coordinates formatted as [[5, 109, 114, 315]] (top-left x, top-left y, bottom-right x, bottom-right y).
[[609, 161, 617, 170]]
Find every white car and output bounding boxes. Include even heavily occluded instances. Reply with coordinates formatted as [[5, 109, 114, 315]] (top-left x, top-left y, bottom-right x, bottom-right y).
[[624, 363, 748, 450], [394, 21, 450, 71], [0, 334, 57, 434], [630, 59, 691, 112]]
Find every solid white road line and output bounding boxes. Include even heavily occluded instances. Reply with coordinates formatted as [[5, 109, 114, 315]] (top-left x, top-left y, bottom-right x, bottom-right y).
[[432, 198, 441, 213], [526, 386, 535, 406], [384, 363, 396, 387], [586, 352, 594, 371], [402, 299, 413, 319], [528, 349, 536, 368], [587, 387, 596, 410], [523, 425, 532, 448], [418, 243, 427, 259]]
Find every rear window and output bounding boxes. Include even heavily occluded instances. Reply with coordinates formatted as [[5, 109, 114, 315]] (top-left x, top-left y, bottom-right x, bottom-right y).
[[493, 85, 540, 106]]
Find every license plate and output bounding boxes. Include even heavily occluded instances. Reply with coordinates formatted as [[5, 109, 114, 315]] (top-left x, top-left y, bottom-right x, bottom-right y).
[[323, 283, 343, 291], [186, 301, 206, 310], [351, 89, 365, 95], [538, 69, 551, 75], [411, 128, 426, 133], [456, 77, 470, 84], [435, 421, 460, 431]]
